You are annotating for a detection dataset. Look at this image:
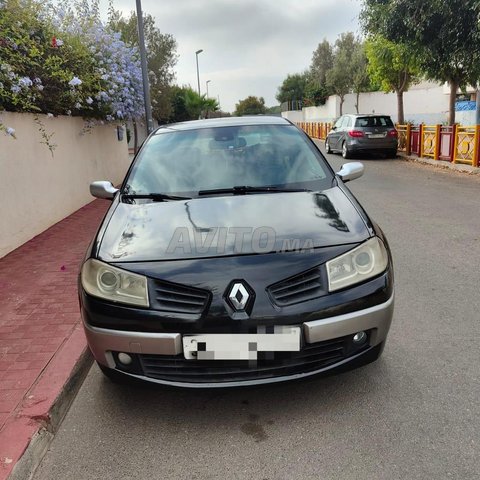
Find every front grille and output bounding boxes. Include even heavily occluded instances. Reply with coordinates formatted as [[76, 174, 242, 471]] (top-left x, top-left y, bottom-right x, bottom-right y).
[[137, 335, 367, 384], [149, 279, 210, 314], [267, 267, 326, 306]]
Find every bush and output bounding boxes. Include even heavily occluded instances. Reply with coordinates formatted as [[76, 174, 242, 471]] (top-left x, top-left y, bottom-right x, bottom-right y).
[[0, 0, 144, 122]]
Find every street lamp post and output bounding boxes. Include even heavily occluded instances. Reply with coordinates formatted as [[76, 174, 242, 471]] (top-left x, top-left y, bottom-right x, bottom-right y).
[[135, 0, 154, 134], [206, 80, 211, 97], [195, 49, 203, 95]]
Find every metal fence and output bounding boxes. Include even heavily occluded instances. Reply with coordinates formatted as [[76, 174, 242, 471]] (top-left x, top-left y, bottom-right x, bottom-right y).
[[281, 100, 303, 112], [453, 126, 480, 166], [296, 121, 479, 167], [296, 122, 333, 140]]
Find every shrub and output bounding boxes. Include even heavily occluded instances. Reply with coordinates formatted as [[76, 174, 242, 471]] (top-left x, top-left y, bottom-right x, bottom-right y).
[[0, 0, 144, 123]]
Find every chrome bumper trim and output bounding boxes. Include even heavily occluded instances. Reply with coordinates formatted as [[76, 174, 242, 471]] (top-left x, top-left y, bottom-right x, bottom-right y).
[[303, 293, 394, 346], [83, 324, 182, 367]]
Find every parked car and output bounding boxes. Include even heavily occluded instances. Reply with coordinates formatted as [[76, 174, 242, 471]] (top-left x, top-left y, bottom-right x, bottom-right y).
[[80, 116, 394, 388], [325, 114, 398, 158]]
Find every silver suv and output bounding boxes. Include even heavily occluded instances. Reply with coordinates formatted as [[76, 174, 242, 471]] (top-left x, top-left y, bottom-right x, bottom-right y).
[[325, 114, 398, 159]]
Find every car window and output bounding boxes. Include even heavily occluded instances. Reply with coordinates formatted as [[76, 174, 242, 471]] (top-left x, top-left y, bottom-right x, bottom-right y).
[[343, 117, 352, 128], [124, 124, 333, 196], [355, 116, 394, 128], [334, 117, 343, 129]]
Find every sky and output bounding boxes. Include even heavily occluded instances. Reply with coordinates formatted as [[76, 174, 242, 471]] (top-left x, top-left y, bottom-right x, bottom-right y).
[[108, 0, 363, 112]]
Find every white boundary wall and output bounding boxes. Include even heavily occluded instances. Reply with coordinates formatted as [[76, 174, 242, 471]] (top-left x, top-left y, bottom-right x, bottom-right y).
[[455, 110, 476, 125], [284, 82, 452, 125], [0, 112, 130, 258]]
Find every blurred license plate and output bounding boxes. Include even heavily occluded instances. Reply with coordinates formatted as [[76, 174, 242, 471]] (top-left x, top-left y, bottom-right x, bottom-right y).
[[183, 327, 301, 360], [369, 133, 385, 138]]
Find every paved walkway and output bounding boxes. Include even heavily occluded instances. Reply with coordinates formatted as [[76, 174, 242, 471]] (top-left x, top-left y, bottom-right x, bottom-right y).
[[0, 199, 108, 478], [399, 152, 480, 175]]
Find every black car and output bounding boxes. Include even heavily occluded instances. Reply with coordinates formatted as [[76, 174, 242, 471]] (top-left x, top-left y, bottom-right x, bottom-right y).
[[80, 116, 394, 388]]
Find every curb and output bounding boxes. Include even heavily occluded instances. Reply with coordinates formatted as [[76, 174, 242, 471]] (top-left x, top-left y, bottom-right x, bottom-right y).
[[0, 326, 92, 480], [398, 152, 480, 175]]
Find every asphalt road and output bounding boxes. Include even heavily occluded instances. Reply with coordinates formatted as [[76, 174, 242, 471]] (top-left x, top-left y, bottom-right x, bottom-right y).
[[34, 146, 480, 480]]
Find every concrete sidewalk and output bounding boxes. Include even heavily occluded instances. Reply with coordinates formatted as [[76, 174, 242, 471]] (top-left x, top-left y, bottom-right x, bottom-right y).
[[0, 199, 109, 479], [398, 152, 480, 175]]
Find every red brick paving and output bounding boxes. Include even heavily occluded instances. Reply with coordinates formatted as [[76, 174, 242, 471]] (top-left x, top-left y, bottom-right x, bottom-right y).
[[0, 199, 109, 477]]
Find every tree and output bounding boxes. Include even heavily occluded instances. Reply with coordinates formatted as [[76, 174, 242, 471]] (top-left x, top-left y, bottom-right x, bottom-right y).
[[303, 81, 329, 107], [276, 71, 328, 108], [169, 86, 190, 123], [109, 9, 178, 123], [310, 39, 334, 88], [276, 73, 308, 106], [326, 33, 357, 115], [234, 96, 266, 116], [265, 105, 282, 115], [365, 36, 418, 123], [169, 86, 219, 122], [351, 42, 374, 114], [305, 39, 336, 107], [183, 87, 218, 119], [361, 0, 480, 124]]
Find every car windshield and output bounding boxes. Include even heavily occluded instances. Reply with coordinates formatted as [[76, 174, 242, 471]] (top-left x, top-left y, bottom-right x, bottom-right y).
[[123, 124, 333, 197], [355, 116, 394, 128]]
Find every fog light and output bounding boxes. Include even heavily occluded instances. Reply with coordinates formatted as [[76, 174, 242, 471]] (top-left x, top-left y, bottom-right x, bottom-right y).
[[118, 352, 133, 365], [353, 331, 367, 345]]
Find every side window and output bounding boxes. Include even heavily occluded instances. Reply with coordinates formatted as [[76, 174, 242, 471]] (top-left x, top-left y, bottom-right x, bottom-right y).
[[343, 117, 352, 128], [334, 116, 343, 129]]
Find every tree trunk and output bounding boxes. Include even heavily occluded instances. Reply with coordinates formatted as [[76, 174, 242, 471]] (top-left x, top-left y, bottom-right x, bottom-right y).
[[355, 91, 360, 114], [133, 121, 138, 154], [449, 80, 458, 126], [339, 95, 344, 115], [396, 91, 405, 125]]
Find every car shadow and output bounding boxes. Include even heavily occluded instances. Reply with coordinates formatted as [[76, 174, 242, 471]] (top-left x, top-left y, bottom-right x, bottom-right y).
[[349, 152, 398, 161], [88, 358, 400, 435]]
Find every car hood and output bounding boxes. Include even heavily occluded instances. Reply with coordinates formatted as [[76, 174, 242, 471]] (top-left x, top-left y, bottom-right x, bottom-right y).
[[97, 187, 370, 262]]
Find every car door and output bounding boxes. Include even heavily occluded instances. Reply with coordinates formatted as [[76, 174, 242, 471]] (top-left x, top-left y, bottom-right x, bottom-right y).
[[329, 116, 344, 150], [340, 116, 352, 147]]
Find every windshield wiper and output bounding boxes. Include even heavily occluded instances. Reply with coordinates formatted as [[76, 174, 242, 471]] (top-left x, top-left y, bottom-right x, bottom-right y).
[[198, 186, 312, 196], [122, 193, 192, 202]]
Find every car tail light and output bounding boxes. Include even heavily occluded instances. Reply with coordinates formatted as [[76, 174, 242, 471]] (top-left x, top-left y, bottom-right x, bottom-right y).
[[348, 130, 365, 138], [388, 129, 398, 137]]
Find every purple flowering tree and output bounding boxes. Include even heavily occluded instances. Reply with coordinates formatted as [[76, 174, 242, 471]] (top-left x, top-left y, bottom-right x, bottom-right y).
[[0, 0, 145, 143]]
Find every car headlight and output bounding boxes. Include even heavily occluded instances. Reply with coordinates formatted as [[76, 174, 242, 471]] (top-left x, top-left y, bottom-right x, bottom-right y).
[[81, 259, 149, 307], [326, 237, 388, 292]]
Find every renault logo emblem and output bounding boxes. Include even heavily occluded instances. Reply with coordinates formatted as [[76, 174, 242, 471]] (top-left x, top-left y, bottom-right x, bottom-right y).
[[228, 282, 250, 310]]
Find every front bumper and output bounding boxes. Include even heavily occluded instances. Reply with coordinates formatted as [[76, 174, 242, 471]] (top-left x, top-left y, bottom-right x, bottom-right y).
[[84, 293, 394, 387]]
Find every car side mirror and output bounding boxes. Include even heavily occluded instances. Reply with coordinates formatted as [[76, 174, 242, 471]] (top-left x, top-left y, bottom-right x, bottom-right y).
[[90, 181, 119, 200], [336, 162, 364, 183], [331, 126, 337, 131]]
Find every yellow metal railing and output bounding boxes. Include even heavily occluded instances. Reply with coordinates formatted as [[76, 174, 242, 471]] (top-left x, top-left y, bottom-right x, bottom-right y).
[[396, 124, 410, 153], [299, 121, 479, 167], [453, 125, 480, 166], [420, 125, 440, 159], [297, 122, 332, 140]]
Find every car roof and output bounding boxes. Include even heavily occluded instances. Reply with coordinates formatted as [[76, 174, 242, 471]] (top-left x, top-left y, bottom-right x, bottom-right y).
[[154, 115, 290, 133], [343, 114, 392, 118]]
